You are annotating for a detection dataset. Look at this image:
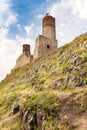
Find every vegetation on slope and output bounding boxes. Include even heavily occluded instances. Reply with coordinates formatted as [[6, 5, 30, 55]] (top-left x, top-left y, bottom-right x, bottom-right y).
[[0, 32, 87, 130]]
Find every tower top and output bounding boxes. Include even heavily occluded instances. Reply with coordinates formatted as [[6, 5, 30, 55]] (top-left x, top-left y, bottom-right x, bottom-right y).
[[42, 15, 55, 28], [23, 44, 30, 54]]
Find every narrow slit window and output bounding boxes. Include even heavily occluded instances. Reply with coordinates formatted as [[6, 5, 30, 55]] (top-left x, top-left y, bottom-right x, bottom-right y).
[[47, 45, 50, 49]]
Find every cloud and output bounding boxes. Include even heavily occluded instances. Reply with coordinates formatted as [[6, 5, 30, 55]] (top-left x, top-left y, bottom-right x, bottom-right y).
[[24, 23, 35, 37], [0, 34, 34, 81], [37, 14, 43, 19], [0, 38, 20, 81], [47, 0, 87, 46], [0, 0, 17, 28], [16, 35, 35, 54], [49, 0, 87, 20], [5, 13, 17, 27], [0, 0, 34, 81], [72, 0, 87, 20]]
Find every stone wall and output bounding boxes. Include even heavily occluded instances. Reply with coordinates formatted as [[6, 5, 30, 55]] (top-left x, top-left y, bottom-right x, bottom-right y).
[[14, 44, 33, 69], [14, 53, 33, 69], [42, 15, 56, 39], [34, 35, 57, 59], [14, 15, 58, 69], [34, 15, 58, 59], [42, 26, 56, 39]]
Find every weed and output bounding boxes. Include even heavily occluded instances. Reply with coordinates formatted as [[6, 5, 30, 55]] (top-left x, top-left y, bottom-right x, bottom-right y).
[[39, 77, 46, 84], [9, 93, 18, 102], [61, 63, 68, 73], [82, 54, 87, 62], [22, 91, 60, 110], [84, 77, 87, 84]]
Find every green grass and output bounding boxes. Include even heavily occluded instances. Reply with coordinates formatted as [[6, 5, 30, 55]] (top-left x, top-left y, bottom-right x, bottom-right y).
[[82, 54, 87, 62], [39, 77, 47, 84], [0, 33, 87, 129], [84, 77, 87, 84], [22, 91, 59, 110], [61, 63, 68, 73], [9, 93, 18, 102], [60, 86, 75, 92]]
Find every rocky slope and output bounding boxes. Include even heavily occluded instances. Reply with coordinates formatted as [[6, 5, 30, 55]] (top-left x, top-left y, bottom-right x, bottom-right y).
[[0, 32, 87, 130]]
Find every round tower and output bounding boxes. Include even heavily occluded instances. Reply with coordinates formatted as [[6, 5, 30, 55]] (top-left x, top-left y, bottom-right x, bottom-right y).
[[23, 44, 30, 54], [42, 15, 56, 39]]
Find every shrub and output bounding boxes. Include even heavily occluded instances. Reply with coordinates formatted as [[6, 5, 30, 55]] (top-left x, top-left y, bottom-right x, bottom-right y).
[[7, 93, 18, 107], [82, 54, 87, 62], [60, 86, 75, 92], [9, 93, 18, 102], [22, 91, 60, 110], [84, 78, 87, 84], [61, 63, 68, 73], [0, 100, 3, 107], [39, 77, 46, 84]]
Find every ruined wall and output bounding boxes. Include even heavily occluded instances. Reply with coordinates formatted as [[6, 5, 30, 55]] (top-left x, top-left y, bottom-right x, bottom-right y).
[[14, 44, 33, 69], [34, 35, 57, 59]]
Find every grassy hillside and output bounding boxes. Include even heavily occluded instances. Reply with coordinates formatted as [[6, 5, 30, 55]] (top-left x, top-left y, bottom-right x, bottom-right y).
[[0, 32, 87, 130]]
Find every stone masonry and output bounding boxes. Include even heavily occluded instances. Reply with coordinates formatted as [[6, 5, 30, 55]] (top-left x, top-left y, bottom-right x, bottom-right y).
[[14, 44, 33, 69], [34, 15, 57, 59], [14, 15, 58, 69]]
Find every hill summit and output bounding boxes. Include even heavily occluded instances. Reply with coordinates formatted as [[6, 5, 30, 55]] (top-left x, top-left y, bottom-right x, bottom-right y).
[[0, 32, 87, 130]]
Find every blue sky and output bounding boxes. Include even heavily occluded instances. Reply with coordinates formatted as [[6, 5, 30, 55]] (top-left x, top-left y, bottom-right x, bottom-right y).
[[0, 0, 87, 81]]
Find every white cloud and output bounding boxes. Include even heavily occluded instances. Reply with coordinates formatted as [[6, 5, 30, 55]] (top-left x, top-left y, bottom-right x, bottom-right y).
[[0, 38, 20, 81], [16, 35, 35, 54], [0, 28, 9, 40], [0, 0, 17, 28], [17, 24, 22, 30], [0, 0, 18, 81], [0, 0, 34, 81], [72, 0, 87, 20], [47, 0, 87, 46], [49, 0, 87, 20], [24, 23, 35, 36], [0, 31, 35, 81], [5, 13, 17, 27], [37, 14, 43, 19], [0, 23, 35, 81], [0, 34, 34, 81]]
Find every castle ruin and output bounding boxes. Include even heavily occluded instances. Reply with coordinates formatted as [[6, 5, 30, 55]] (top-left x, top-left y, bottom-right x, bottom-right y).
[[14, 44, 33, 69], [34, 15, 57, 59], [14, 15, 58, 68]]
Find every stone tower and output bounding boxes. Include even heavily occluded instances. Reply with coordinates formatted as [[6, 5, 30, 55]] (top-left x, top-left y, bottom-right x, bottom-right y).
[[42, 15, 56, 39], [34, 15, 57, 59], [14, 44, 33, 69]]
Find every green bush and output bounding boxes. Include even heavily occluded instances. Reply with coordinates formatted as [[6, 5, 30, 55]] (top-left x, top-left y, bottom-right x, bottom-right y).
[[39, 77, 46, 84], [22, 91, 59, 110], [84, 78, 87, 84], [6, 93, 18, 108], [0, 100, 3, 107], [9, 93, 18, 102], [82, 54, 87, 62], [7, 93, 18, 107], [61, 63, 68, 73]]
